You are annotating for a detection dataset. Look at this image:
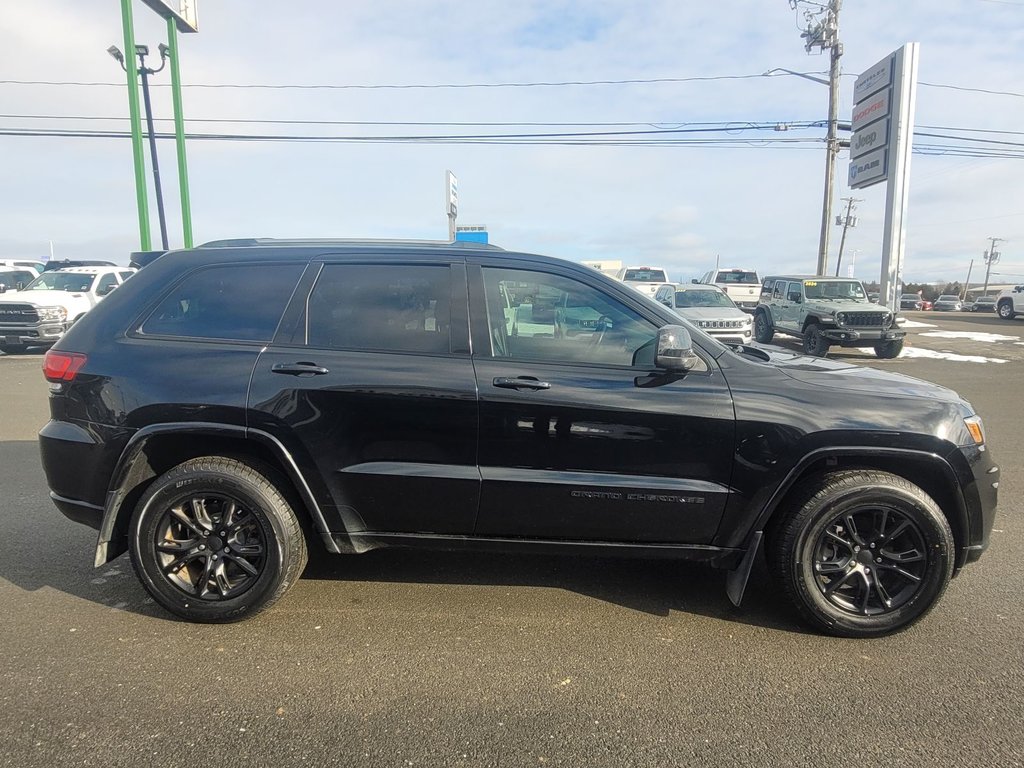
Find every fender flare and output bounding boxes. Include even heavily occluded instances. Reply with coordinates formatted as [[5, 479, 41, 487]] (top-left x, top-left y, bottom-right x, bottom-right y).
[[740, 446, 969, 555], [95, 421, 341, 566]]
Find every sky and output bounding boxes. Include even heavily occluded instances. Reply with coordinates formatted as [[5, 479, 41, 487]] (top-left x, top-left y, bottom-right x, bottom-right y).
[[1, 0, 1023, 285]]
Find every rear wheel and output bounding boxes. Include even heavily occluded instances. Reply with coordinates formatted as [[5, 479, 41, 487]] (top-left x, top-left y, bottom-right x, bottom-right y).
[[875, 339, 904, 359], [768, 470, 954, 637], [998, 300, 1016, 320], [802, 323, 829, 357], [129, 456, 307, 622], [753, 310, 774, 343]]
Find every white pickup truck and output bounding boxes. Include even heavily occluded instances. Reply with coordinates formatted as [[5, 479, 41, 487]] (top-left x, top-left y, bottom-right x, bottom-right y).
[[698, 267, 761, 312], [996, 285, 1024, 320], [0, 266, 135, 352]]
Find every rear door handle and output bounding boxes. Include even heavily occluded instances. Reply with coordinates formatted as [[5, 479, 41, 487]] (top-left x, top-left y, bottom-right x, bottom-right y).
[[271, 362, 329, 376], [493, 376, 551, 391]]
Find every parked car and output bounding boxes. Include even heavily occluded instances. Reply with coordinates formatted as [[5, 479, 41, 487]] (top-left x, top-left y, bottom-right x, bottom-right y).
[[698, 267, 761, 312], [899, 294, 923, 311], [996, 285, 1024, 320], [39, 238, 997, 637], [654, 282, 752, 344], [0, 266, 135, 353], [614, 266, 669, 298], [868, 292, 880, 304], [754, 275, 905, 358], [0, 259, 45, 275], [933, 295, 962, 312], [970, 296, 997, 313], [921, 299, 933, 311], [0, 268, 36, 292], [41, 259, 117, 272]]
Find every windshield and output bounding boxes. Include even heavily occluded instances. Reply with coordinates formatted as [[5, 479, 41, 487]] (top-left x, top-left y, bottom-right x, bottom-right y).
[[674, 290, 736, 308], [937, 295, 959, 301], [715, 270, 758, 284], [623, 268, 667, 282], [24, 272, 96, 292], [802, 280, 866, 301], [901, 294, 919, 300]]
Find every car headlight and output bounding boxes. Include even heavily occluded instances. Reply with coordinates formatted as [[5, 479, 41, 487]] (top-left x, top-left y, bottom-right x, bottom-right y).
[[38, 306, 67, 322], [836, 312, 846, 325]]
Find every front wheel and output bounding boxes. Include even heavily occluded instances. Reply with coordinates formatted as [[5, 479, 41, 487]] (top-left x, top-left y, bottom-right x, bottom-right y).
[[768, 470, 954, 637], [875, 339, 904, 359], [753, 311, 774, 343], [998, 301, 1016, 320], [802, 323, 829, 357], [129, 456, 307, 623]]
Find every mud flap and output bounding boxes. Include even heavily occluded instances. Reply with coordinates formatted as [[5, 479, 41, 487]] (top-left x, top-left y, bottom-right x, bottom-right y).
[[726, 530, 762, 607]]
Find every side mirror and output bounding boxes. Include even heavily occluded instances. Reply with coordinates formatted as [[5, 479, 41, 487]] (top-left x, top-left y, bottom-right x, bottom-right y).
[[16, 282, 24, 290], [690, 279, 699, 284], [0, 284, 6, 294], [655, 325, 698, 372]]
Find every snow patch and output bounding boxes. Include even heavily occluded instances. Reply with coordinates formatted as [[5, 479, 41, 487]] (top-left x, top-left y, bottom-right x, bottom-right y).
[[920, 331, 1020, 343], [899, 347, 1008, 364], [897, 319, 936, 328]]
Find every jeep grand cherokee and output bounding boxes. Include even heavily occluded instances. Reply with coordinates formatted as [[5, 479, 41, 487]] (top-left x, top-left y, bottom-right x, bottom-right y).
[[38, 239, 998, 637]]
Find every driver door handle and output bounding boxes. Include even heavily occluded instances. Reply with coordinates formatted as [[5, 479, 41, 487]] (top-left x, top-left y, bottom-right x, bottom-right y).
[[272, 362, 330, 376], [493, 376, 551, 391]]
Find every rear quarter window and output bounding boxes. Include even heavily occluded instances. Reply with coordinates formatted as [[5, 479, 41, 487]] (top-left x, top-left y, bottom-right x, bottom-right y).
[[140, 263, 304, 342]]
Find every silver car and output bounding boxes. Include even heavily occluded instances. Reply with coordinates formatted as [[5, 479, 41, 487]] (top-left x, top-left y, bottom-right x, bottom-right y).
[[654, 283, 752, 344]]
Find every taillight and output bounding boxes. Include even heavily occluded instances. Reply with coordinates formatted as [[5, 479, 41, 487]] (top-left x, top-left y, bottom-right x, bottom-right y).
[[43, 350, 87, 382]]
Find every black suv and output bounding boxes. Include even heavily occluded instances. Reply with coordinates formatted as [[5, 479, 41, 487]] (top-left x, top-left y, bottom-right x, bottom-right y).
[[39, 240, 998, 637]]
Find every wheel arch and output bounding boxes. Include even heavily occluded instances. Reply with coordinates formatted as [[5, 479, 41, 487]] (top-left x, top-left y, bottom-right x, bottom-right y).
[[95, 422, 340, 567], [751, 448, 970, 570]]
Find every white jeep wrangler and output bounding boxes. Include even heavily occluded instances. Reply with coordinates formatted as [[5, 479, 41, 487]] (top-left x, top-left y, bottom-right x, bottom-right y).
[[0, 266, 135, 352], [996, 285, 1024, 320]]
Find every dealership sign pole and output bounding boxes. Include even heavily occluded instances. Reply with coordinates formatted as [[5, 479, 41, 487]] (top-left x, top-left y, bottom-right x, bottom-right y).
[[849, 43, 920, 313]]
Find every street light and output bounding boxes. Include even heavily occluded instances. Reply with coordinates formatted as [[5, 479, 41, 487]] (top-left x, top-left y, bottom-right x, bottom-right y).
[[108, 43, 170, 251]]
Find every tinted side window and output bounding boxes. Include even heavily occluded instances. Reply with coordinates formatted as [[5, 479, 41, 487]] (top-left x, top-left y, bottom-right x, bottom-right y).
[[787, 282, 803, 302], [142, 263, 303, 341], [482, 267, 656, 366], [96, 273, 118, 295], [306, 264, 451, 354], [773, 280, 785, 300]]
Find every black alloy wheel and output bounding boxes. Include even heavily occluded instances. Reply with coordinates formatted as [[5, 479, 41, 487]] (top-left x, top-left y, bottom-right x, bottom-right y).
[[802, 323, 829, 357], [875, 339, 904, 359], [810, 505, 927, 616], [753, 311, 774, 343], [130, 456, 307, 622], [154, 495, 267, 600], [769, 470, 953, 637]]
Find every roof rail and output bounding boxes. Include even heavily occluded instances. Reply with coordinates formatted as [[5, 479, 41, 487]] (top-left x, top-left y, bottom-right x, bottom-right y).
[[196, 237, 504, 251]]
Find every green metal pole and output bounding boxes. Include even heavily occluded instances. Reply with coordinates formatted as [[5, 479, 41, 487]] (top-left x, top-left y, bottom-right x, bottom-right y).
[[166, 18, 194, 248], [120, 0, 151, 250]]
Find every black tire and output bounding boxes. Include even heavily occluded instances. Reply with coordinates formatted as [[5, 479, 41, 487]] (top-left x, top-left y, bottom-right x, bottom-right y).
[[874, 339, 904, 359], [998, 300, 1016, 320], [768, 470, 954, 638], [129, 456, 308, 623], [0, 343, 27, 355], [753, 310, 774, 343], [802, 323, 829, 357]]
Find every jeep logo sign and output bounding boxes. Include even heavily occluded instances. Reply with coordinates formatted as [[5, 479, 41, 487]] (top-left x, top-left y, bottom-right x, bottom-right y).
[[850, 118, 889, 160]]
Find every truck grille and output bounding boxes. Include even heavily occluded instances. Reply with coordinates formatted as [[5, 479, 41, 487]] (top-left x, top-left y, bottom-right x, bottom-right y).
[[0, 303, 39, 325], [844, 312, 888, 327], [697, 319, 746, 329]]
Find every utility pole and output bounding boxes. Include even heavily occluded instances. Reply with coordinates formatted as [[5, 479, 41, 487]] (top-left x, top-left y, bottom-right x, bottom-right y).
[[982, 237, 1003, 294], [833, 196, 860, 276], [793, 0, 843, 275], [962, 259, 974, 300]]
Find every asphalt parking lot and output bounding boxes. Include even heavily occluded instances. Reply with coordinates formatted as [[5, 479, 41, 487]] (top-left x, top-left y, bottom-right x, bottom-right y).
[[1, 311, 1022, 767]]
